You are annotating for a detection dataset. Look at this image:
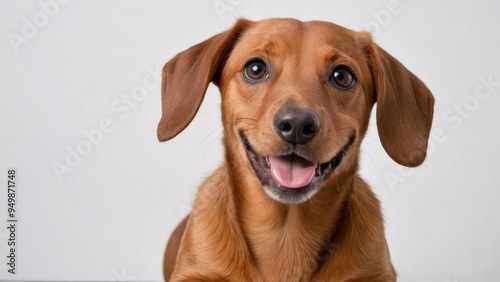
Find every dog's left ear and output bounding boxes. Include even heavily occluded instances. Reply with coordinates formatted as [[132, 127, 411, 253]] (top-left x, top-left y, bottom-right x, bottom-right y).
[[157, 19, 252, 142], [358, 33, 435, 167]]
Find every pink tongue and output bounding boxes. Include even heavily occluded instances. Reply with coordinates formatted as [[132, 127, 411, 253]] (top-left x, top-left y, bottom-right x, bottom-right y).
[[267, 155, 317, 188]]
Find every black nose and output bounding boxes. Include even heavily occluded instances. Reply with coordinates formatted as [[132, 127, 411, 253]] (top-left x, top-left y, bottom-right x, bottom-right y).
[[274, 105, 320, 144]]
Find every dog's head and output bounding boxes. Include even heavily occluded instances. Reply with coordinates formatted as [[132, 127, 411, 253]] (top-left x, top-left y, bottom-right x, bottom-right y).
[[158, 18, 434, 204]]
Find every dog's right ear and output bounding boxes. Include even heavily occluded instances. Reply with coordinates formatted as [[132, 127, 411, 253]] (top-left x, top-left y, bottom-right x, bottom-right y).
[[157, 19, 251, 142]]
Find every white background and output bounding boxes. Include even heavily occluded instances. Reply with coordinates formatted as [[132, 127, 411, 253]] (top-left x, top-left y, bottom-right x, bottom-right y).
[[1, 0, 499, 281]]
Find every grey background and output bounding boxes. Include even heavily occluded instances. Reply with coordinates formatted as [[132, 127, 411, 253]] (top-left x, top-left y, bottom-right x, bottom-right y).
[[1, 0, 499, 281]]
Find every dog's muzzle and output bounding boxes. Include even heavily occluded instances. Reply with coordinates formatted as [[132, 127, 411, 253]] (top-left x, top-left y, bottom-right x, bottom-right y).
[[240, 106, 354, 204]]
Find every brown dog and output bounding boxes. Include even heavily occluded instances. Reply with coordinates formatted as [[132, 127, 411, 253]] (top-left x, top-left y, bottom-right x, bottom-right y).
[[158, 18, 434, 282]]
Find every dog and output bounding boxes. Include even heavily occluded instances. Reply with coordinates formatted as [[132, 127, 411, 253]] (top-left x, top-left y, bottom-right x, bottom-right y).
[[158, 18, 434, 282]]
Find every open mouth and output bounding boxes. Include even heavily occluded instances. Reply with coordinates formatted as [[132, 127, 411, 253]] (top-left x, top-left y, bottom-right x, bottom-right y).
[[240, 132, 354, 204]]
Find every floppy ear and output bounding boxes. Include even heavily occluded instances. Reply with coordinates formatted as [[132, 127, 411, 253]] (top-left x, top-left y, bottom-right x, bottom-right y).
[[360, 33, 435, 167], [157, 19, 251, 142]]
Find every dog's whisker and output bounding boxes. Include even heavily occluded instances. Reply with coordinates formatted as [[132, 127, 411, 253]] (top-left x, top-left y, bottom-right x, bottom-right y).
[[201, 131, 224, 161], [358, 148, 378, 172], [358, 132, 381, 143], [199, 111, 221, 118], [195, 126, 224, 152]]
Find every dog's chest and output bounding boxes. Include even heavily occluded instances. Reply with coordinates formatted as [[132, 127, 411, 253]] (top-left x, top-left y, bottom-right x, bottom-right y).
[[245, 224, 328, 282]]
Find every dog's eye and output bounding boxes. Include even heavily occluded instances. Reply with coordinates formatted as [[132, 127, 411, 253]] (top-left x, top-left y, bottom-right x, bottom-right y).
[[244, 59, 268, 81], [330, 66, 355, 89]]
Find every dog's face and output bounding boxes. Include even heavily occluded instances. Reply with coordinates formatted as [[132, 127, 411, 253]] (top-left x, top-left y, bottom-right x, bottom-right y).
[[158, 18, 434, 204], [220, 20, 373, 203]]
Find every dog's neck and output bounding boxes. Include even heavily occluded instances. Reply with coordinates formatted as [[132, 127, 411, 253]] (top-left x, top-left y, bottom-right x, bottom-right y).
[[226, 151, 356, 281]]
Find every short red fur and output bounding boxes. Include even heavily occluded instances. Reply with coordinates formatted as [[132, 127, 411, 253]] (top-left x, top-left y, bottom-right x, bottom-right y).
[[158, 18, 434, 282]]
